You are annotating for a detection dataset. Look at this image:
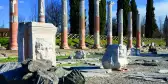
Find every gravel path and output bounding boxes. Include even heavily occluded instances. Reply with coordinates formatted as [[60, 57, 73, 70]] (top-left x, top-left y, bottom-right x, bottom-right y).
[[85, 56, 168, 84]]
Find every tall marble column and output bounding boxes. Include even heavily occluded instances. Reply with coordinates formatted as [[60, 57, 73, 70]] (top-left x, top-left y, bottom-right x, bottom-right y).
[[107, 1, 114, 45], [93, 0, 101, 49], [38, 0, 45, 22], [118, 9, 123, 45], [136, 14, 141, 49], [9, 0, 18, 50], [61, 0, 70, 49], [79, 0, 87, 49], [128, 12, 133, 49]]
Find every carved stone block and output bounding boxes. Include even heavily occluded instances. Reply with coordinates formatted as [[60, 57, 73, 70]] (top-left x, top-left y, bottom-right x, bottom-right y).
[[18, 22, 57, 66], [102, 44, 128, 70]]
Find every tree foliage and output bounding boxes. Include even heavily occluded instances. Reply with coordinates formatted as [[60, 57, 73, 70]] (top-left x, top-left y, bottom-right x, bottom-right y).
[[145, 0, 158, 38], [117, 0, 131, 36], [130, 0, 138, 37], [69, 0, 80, 34], [89, 0, 94, 35], [99, 0, 106, 35], [45, 0, 62, 33]]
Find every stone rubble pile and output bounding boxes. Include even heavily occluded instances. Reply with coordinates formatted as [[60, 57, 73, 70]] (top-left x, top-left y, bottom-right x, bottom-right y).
[[0, 59, 85, 84]]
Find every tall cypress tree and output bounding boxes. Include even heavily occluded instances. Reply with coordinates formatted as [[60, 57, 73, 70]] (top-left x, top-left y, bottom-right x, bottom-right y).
[[117, 0, 131, 36], [145, 0, 158, 38], [99, 0, 106, 35], [89, 0, 94, 35], [69, 0, 80, 34], [117, 0, 123, 35], [130, 0, 138, 37]]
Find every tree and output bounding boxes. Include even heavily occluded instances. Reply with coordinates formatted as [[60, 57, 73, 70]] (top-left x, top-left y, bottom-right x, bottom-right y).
[[89, 0, 94, 35], [69, 0, 80, 34], [145, 0, 158, 38], [130, 0, 138, 37], [117, 0, 131, 36], [158, 17, 163, 37], [45, 0, 62, 32], [112, 18, 118, 36], [99, 0, 106, 35]]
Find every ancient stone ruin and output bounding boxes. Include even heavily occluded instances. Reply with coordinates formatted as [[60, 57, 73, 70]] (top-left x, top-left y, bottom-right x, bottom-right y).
[[18, 22, 57, 65]]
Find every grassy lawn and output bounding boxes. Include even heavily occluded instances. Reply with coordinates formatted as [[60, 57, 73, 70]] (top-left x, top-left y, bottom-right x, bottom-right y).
[[0, 57, 17, 63]]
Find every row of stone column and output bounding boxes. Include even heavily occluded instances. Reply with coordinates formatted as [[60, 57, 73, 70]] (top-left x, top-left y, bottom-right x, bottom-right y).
[[9, 0, 141, 50], [9, 0, 45, 50], [61, 0, 104, 49]]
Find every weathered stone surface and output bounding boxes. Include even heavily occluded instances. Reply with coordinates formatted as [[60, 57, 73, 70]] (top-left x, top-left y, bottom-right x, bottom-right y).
[[0, 62, 26, 81], [60, 69, 85, 84], [0, 60, 62, 84], [158, 69, 168, 74], [125, 72, 168, 83], [55, 67, 70, 78], [74, 50, 86, 59], [22, 59, 52, 72], [102, 44, 128, 70], [18, 22, 57, 66], [36, 70, 59, 84]]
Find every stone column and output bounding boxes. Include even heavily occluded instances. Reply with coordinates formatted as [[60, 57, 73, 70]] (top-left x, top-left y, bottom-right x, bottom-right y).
[[79, 0, 87, 49], [128, 12, 133, 49], [107, 1, 114, 45], [118, 9, 123, 45], [93, 0, 101, 49], [61, 0, 70, 49], [38, 0, 45, 22], [9, 0, 18, 50], [136, 14, 141, 49]]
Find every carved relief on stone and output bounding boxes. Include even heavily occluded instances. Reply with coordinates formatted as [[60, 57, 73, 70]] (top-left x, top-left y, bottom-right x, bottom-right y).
[[35, 38, 53, 60]]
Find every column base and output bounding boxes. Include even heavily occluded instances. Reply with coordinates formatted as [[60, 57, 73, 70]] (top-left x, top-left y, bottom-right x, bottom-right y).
[[79, 46, 88, 49], [93, 45, 102, 49], [10, 47, 18, 50], [60, 45, 70, 49]]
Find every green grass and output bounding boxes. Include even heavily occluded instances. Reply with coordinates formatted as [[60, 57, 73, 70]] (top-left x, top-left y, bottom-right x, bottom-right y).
[[0, 38, 9, 47], [56, 55, 69, 60], [0, 57, 17, 63]]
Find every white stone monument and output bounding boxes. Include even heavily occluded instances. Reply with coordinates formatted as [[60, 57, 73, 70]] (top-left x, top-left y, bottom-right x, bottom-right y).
[[102, 9, 128, 70], [102, 44, 128, 70], [18, 22, 57, 66]]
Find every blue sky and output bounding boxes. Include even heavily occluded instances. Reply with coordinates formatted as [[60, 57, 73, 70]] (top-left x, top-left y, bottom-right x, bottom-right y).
[[0, 0, 167, 28]]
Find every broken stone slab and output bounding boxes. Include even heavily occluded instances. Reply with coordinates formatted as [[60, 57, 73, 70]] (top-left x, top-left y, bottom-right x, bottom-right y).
[[102, 44, 128, 70], [0, 62, 27, 81], [59, 69, 85, 84], [158, 69, 168, 74], [125, 72, 168, 83], [55, 67, 70, 78], [22, 59, 53, 72], [35, 70, 59, 84]]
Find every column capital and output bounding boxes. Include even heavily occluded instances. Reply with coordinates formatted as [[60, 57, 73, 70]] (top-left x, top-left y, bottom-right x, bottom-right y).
[[107, 1, 114, 5]]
